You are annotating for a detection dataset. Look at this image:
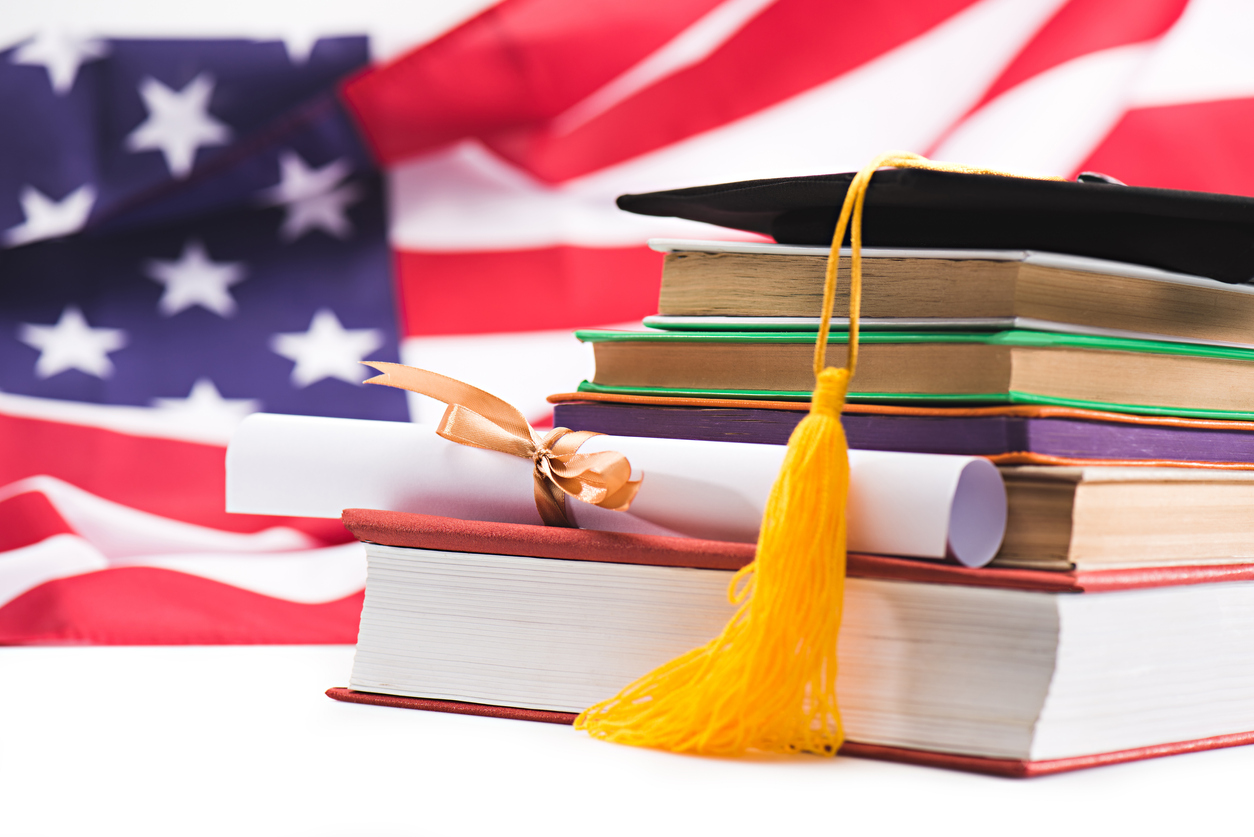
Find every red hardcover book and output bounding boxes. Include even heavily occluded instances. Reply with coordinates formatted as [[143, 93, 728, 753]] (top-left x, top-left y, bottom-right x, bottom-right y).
[[329, 509, 1254, 777]]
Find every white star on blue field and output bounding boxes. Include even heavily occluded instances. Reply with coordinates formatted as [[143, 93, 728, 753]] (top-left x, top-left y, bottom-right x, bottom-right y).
[[0, 35, 408, 422]]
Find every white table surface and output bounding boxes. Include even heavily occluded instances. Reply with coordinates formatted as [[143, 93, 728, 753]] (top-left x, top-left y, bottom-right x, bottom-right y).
[[2, 645, 1252, 836]]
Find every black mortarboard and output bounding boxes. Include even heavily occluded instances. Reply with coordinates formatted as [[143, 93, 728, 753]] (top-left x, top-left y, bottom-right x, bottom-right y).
[[617, 169, 1254, 284]]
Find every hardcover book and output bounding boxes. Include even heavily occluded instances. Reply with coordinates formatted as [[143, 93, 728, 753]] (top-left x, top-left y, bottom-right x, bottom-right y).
[[550, 396, 1254, 468], [646, 239, 1254, 349], [575, 328, 1254, 420], [330, 509, 1254, 777]]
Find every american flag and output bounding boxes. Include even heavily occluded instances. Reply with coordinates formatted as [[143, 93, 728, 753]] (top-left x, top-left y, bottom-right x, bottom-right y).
[[1, 0, 1248, 643]]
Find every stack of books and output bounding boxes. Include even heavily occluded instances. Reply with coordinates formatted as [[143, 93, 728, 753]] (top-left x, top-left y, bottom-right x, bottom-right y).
[[318, 171, 1254, 776], [555, 238, 1254, 572]]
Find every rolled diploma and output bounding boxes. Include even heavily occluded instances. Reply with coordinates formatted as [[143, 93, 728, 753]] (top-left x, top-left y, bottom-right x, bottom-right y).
[[227, 414, 1006, 567]]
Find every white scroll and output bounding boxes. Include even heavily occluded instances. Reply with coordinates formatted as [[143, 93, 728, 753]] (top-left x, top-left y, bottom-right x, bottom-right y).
[[226, 413, 1006, 567]]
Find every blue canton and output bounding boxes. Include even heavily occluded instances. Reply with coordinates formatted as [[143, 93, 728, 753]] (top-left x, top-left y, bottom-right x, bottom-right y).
[[0, 35, 407, 422]]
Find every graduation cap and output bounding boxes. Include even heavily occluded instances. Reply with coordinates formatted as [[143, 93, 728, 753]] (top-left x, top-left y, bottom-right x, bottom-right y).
[[618, 167, 1254, 284]]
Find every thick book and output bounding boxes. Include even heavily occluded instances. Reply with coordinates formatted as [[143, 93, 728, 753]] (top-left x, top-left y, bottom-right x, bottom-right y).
[[549, 395, 1254, 468], [616, 169, 1254, 284], [575, 328, 1254, 420], [329, 509, 1254, 777], [644, 239, 1254, 349], [994, 466, 1254, 570]]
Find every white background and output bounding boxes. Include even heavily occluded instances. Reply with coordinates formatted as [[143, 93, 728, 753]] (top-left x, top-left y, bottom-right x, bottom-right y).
[[4, 644, 1253, 837]]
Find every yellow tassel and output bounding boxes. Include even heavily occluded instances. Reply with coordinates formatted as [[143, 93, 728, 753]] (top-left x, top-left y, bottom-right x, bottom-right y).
[[575, 366, 850, 755], [576, 151, 1061, 756]]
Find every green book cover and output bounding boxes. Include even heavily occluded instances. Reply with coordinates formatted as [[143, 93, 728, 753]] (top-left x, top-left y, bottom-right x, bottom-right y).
[[574, 329, 1254, 421]]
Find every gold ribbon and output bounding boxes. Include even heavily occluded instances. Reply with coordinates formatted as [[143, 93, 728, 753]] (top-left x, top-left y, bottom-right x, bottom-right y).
[[362, 362, 641, 527]]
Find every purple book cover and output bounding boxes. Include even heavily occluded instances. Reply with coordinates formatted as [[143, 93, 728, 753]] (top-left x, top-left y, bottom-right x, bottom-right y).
[[552, 401, 1254, 465]]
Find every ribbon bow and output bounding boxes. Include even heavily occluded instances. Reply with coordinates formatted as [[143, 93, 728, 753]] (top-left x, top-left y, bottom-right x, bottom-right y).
[[363, 362, 641, 527]]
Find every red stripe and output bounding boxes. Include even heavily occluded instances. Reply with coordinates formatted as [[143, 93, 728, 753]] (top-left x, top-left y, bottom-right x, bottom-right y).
[[971, 0, 1186, 112], [0, 413, 350, 542], [483, 0, 982, 182], [397, 246, 663, 336], [342, 0, 724, 165], [345, 0, 980, 181], [1075, 98, 1254, 195], [926, 0, 1188, 157], [0, 492, 75, 552], [0, 567, 363, 645]]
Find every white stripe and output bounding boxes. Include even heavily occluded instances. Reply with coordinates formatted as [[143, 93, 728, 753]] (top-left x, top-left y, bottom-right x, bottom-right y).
[[399, 327, 628, 424], [388, 0, 1068, 251], [0, 534, 106, 608], [388, 141, 728, 251], [0, 476, 318, 559], [1128, 0, 1254, 108], [0, 389, 239, 445], [931, 43, 1155, 178], [0, 534, 365, 607], [551, 0, 780, 134], [122, 542, 366, 604]]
